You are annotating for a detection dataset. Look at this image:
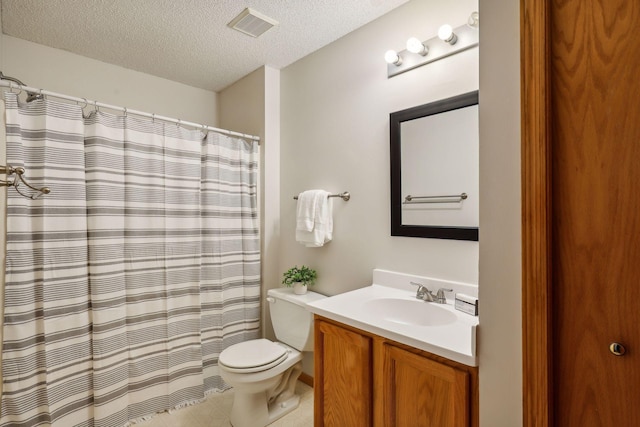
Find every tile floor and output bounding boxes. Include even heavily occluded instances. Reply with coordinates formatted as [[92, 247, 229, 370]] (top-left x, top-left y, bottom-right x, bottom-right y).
[[138, 381, 313, 427]]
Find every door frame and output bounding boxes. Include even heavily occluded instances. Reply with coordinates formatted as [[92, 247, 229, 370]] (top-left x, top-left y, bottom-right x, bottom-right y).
[[521, 0, 552, 425]]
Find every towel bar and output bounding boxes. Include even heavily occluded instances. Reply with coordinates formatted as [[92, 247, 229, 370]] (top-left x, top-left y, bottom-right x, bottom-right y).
[[294, 191, 350, 201], [403, 193, 467, 204]]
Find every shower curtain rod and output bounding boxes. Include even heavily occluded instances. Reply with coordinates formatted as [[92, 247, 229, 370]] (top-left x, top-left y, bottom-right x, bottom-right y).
[[0, 79, 261, 142]]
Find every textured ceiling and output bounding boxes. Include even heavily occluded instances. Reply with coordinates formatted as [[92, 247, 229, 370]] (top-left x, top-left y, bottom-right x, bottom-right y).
[[1, 0, 410, 92]]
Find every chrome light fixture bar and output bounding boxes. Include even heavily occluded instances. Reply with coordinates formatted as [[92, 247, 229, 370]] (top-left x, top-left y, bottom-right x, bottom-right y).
[[386, 13, 479, 78]]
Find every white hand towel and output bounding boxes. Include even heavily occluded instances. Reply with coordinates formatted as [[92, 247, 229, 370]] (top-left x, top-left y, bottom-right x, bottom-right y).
[[295, 190, 333, 247], [296, 190, 321, 231]]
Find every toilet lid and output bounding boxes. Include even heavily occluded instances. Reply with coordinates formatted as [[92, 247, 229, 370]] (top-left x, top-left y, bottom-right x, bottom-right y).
[[219, 339, 289, 373]]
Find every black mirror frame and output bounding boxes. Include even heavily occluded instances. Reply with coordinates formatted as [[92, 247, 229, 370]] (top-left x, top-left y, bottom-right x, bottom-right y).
[[390, 91, 479, 241]]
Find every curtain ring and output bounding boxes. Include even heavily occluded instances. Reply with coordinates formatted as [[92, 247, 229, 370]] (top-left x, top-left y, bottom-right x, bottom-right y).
[[8, 82, 22, 95], [151, 113, 155, 123], [79, 98, 89, 118], [123, 107, 128, 117], [177, 119, 181, 128], [94, 100, 100, 112]]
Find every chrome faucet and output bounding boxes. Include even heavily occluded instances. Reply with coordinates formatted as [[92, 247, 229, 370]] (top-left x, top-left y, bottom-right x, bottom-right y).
[[435, 287, 453, 304], [410, 281, 434, 301], [410, 282, 452, 304]]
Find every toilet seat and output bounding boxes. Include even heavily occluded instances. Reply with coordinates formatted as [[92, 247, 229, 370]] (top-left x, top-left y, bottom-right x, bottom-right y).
[[219, 339, 289, 373]]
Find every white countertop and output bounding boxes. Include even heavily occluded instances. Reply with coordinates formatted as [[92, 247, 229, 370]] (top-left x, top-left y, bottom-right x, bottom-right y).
[[307, 270, 479, 366]]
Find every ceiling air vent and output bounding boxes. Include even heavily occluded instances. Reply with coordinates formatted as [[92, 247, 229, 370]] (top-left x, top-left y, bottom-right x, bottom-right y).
[[228, 8, 278, 38]]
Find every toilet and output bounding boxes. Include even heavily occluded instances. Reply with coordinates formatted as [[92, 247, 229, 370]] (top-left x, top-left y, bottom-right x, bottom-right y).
[[218, 287, 326, 427]]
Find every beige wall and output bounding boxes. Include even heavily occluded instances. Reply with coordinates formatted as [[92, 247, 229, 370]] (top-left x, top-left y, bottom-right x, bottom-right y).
[[218, 66, 281, 342], [0, 35, 218, 125], [280, 0, 480, 300], [478, 1, 522, 425]]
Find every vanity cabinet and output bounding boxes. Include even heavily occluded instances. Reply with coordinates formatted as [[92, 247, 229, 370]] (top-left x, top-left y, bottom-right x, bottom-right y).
[[314, 316, 478, 427]]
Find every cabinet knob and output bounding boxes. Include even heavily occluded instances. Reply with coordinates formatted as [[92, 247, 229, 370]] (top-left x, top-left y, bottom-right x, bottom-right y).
[[609, 342, 626, 356]]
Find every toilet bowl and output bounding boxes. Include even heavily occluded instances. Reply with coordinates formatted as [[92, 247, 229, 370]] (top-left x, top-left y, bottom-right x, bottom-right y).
[[218, 288, 326, 427], [219, 340, 303, 426]]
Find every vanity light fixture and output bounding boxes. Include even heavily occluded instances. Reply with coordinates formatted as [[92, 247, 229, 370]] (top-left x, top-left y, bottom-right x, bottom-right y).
[[437, 24, 458, 45], [385, 11, 479, 78], [406, 37, 428, 56], [384, 50, 403, 66]]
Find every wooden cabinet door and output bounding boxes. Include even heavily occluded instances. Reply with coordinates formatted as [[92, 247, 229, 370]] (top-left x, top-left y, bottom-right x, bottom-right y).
[[381, 343, 470, 427], [314, 319, 373, 427]]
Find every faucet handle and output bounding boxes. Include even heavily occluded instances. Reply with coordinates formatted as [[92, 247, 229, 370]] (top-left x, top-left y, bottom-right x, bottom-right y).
[[409, 281, 429, 300], [435, 288, 453, 304]]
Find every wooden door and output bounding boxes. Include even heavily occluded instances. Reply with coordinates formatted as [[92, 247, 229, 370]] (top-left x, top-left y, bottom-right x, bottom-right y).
[[380, 343, 469, 427], [314, 318, 373, 427], [523, 0, 640, 425]]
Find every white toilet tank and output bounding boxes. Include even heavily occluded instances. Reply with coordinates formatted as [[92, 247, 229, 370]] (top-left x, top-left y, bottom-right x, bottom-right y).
[[267, 288, 326, 351]]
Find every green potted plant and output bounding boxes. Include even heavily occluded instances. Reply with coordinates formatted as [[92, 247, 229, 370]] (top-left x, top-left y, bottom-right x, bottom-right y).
[[282, 265, 317, 295]]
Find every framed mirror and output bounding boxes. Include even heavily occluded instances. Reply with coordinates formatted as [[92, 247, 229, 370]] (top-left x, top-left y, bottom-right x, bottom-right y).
[[390, 91, 479, 241]]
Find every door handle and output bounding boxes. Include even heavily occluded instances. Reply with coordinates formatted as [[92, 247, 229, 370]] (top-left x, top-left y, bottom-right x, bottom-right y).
[[609, 342, 626, 356]]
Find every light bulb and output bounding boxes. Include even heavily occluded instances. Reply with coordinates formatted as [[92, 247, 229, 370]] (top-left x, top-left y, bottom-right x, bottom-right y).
[[467, 11, 479, 28], [384, 50, 402, 65], [406, 37, 428, 56], [438, 24, 457, 44]]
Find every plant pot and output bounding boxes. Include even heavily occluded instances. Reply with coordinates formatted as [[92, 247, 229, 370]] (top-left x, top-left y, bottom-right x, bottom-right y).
[[293, 282, 308, 295]]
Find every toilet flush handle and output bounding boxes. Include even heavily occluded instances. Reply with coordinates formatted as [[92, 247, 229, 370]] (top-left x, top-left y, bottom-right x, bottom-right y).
[[266, 297, 276, 303]]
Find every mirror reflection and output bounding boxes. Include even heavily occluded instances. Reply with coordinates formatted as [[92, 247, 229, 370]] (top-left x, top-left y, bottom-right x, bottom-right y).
[[390, 91, 479, 241]]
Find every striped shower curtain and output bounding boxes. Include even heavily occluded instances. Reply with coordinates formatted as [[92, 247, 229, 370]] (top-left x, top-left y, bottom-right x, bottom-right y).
[[0, 92, 260, 426]]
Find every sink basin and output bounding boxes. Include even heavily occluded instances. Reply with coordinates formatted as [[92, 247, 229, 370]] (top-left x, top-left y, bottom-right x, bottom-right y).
[[363, 298, 457, 327]]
